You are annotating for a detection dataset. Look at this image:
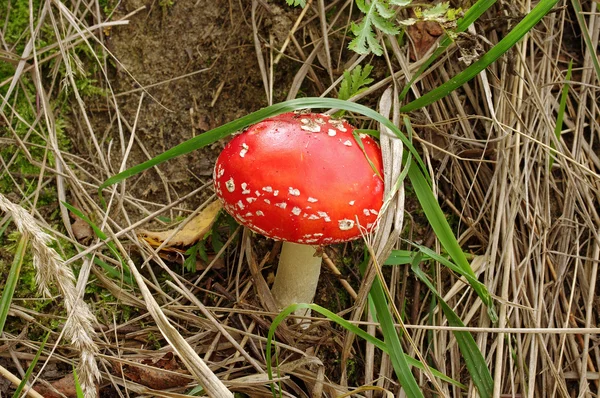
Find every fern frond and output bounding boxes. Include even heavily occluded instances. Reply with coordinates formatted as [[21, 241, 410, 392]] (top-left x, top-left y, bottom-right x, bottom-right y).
[[348, 0, 409, 55], [286, 0, 306, 7]]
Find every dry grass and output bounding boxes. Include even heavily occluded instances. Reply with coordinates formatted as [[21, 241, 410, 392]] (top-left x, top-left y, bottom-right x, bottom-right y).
[[1, 0, 599, 397]]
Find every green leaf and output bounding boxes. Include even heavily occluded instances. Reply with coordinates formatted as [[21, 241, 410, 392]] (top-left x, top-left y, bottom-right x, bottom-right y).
[[349, 0, 400, 55], [571, 0, 600, 81], [99, 98, 428, 193], [366, 268, 425, 397], [12, 332, 50, 398], [285, 0, 306, 7], [338, 64, 374, 101], [385, 249, 421, 265], [422, 2, 450, 20], [184, 242, 199, 272], [73, 368, 85, 398], [375, 1, 395, 18], [0, 234, 28, 335], [403, 117, 497, 321]]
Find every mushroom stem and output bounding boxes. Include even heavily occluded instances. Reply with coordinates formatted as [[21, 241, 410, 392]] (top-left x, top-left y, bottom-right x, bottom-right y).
[[271, 242, 322, 317]]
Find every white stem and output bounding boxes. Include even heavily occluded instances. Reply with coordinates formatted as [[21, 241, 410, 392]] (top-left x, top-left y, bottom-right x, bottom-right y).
[[271, 242, 322, 313]]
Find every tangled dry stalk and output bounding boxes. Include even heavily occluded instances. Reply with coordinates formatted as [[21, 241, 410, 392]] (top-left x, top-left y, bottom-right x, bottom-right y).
[[0, 0, 599, 397], [0, 194, 100, 397]]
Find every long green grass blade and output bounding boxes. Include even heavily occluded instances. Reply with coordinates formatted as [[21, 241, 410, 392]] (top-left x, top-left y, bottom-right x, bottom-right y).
[[0, 234, 28, 334], [265, 303, 464, 395], [384, 249, 418, 265], [571, 0, 600, 81], [411, 257, 493, 398], [401, 0, 561, 112], [414, 244, 490, 306], [407, 159, 497, 321], [99, 98, 428, 193], [550, 60, 572, 168], [62, 202, 133, 285], [399, 0, 497, 101], [73, 368, 85, 398], [385, 249, 473, 265], [12, 331, 50, 398], [403, 117, 496, 320], [368, 274, 424, 397]]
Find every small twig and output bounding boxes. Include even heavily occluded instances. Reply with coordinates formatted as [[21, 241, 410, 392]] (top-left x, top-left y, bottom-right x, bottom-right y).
[[321, 251, 358, 300], [0, 364, 45, 398], [274, 0, 313, 64]]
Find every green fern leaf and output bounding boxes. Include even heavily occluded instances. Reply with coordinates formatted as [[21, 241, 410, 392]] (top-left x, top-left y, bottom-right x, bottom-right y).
[[355, 0, 370, 13], [371, 10, 400, 34], [339, 64, 375, 100], [286, 0, 306, 7], [375, 1, 395, 18], [349, 19, 381, 55], [348, 0, 408, 55]]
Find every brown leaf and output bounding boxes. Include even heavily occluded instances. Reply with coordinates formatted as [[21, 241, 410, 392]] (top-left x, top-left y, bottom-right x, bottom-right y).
[[68, 205, 93, 243], [34, 374, 99, 398], [138, 200, 222, 248], [71, 217, 93, 243], [112, 352, 191, 390], [407, 20, 444, 61]]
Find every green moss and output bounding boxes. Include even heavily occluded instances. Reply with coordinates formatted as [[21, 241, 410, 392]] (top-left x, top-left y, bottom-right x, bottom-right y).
[[0, 0, 44, 49], [0, 233, 55, 333], [98, 0, 118, 15], [146, 331, 162, 349], [0, 0, 142, 343], [159, 0, 175, 9]]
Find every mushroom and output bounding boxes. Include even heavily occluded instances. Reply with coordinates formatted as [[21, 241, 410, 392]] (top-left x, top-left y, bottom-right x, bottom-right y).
[[213, 112, 384, 316]]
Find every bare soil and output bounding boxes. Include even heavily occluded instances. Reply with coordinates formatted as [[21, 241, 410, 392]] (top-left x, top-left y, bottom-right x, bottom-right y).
[[93, 0, 300, 207]]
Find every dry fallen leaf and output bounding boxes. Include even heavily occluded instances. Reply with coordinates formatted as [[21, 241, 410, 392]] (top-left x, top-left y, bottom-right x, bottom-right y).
[[138, 200, 222, 248], [112, 352, 191, 390], [34, 374, 99, 398], [407, 20, 443, 60], [68, 205, 93, 243], [71, 217, 93, 243]]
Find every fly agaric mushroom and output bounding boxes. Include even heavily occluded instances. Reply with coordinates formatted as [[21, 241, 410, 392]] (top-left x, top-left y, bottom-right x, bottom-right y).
[[213, 112, 384, 315]]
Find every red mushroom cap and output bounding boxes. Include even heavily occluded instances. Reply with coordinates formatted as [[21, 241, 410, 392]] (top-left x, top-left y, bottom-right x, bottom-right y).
[[213, 112, 384, 245]]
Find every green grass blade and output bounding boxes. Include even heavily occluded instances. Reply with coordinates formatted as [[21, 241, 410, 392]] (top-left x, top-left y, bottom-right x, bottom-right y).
[[399, 0, 497, 101], [550, 60, 572, 168], [12, 331, 50, 398], [384, 249, 418, 265], [571, 0, 600, 81], [407, 159, 497, 321], [401, 0, 561, 112], [368, 274, 424, 397], [73, 368, 85, 398], [385, 249, 473, 265], [0, 233, 28, 334], [414, 244, 491, 307], [62, 202, 133, 285], [403, 118, 497, 321], [99, 98, 428, 193], [411, 258, 493, 398], [265, 303, 464, 394]]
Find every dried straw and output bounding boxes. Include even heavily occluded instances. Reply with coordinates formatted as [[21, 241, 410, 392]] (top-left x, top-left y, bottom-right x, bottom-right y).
[[0, 194, 100, 398]]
